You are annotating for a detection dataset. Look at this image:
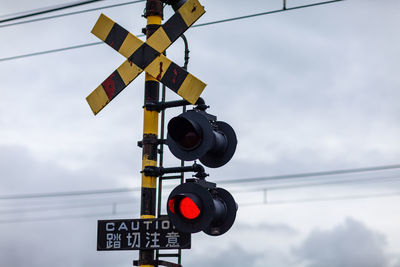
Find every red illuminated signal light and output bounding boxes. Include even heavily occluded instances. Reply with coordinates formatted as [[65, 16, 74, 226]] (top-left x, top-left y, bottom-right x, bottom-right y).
[[167, 181, 237, 235], [168, 198, 176, 214], [179, 196, 201, 219], [168, 196, 201, 219]]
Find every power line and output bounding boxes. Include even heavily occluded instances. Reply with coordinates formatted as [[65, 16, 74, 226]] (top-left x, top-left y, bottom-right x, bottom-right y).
[[230, 175, 400, 192], [0, 0, 146, 29], [1, 191, 398, 224], [193, 0, 345, 28], [269, 175, 400, 190], [0, 1, 101, 20], [0, 0, 107, 24], [2, 173, 398, 216], [216, 164, 400, 185], [1, 164, 399, 200], [0, 198, 136, 215], [0, 0, 345, 63], [0, 211, 115, 224], [0, 187, 140, 200], [240, 191, 400, 207], [0, 42, 103, 62], [0, 164, 398, 222]]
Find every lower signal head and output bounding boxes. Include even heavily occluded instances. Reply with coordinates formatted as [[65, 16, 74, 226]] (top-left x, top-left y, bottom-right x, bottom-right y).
[[167, 180, 238, 236]]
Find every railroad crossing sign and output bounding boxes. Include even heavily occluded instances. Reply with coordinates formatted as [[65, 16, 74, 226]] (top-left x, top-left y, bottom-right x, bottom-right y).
[[97, 217, 191, 250], [86, 0, 206, 115]]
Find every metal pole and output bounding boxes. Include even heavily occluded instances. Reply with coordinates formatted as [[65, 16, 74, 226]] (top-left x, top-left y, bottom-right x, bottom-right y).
[[140, 1, 163, 266]]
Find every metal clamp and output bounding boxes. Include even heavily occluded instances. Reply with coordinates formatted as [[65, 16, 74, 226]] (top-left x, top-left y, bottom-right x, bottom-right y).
[[142, 162, 208, 179], [144, 97, 208, 112], [133, 260, 182, 267], [137, 138, 167, 148]]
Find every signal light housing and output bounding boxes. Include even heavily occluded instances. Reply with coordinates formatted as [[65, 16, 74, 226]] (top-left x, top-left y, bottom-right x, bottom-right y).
[[167, 110, 237, 168], [167, 179, 237, 236]]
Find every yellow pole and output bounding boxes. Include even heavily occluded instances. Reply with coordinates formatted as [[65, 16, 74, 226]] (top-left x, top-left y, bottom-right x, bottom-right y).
[[139, 0, 163, 266]]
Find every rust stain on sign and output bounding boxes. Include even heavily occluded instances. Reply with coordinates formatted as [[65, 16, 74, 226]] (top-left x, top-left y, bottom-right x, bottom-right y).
[[172, 68, 178, 84], [102, 73, 116, 99], [156, 62, 163, 80]]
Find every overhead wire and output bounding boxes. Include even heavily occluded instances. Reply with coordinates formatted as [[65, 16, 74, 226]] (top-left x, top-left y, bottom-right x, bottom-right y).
[[216, 164, 400, 185], [0, 198, 136, 215], [0, 211, 116, 224], [240, 191, 400, 207], [0, 164, 398, 224], [0, 1, 96, 20], [192, 0, 345, 28], [0, 186, 140, 200], [0, 0, 345, 63], [0, 42, 103, 62], [1, 191, 399, 224], [0, 0, 146, 29], [3, 162, 391, 202], [1, 164, 396, 207], [0, 164, 398, 200], [0, 0, 107, 24], [229, 175, 400, 193], [0, 165, 398, 223]]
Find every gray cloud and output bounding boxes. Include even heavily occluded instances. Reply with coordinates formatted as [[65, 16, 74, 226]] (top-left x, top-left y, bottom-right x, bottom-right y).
[[0, 144, 126, 193], [294, 218, 389, 267], [185, 243, 263, 267], [0, 218, 135, 267], [392, 258, 400, 267], [0, 143, 140, 267], [234, 221, 298, 235]]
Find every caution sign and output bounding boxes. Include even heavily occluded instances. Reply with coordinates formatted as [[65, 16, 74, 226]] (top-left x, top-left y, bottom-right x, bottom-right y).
[[97, 217, 191, 250], [86, 0, 206, 115]]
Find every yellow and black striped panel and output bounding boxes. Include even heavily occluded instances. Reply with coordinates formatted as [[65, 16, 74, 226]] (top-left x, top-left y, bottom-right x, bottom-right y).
[[146, 0, 205, 53], [178, 73, 207, 104], [92, 0, 204, 62], [86, 85, 110, 115], [144, 54, 206, 104], [128, 43, 160, 70], [91, 13, 114, 42], [178, 0, 206, 27], [86, 59, 143, 115], [92, 14, 143, 58], [92, 14, 130, 55], [87, 0, 206, 114]]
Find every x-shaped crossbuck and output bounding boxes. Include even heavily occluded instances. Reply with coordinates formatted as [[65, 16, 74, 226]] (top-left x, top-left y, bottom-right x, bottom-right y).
[[86, 0, 206, 115]]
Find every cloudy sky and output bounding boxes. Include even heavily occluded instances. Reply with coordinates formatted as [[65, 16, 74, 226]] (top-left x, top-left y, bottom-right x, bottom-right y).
[[0, 0, 400, 266]]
